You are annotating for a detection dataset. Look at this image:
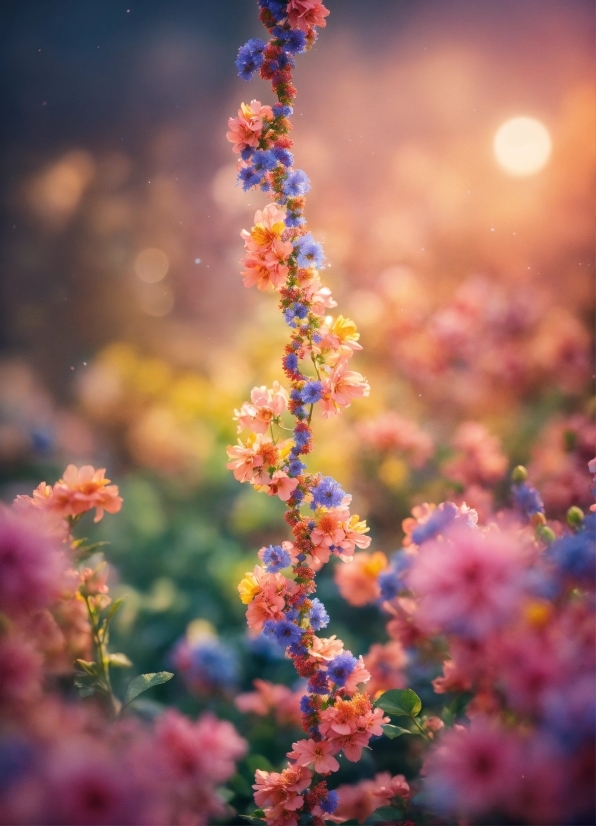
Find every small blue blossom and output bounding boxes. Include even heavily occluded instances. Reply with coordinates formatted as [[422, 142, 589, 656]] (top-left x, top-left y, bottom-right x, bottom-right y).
[[262, 544, 292, 573], [283, 352, 299, 372], [512, 482, 545, 519], [272, 26, 308, 53], [282, 169, 311, 197], [300, 694, 313, 714], [288, 641, 308, 657], [258, 0, 288, 22], [312, 476, 346, 509], [240, 146, 254, 162], [294, 232, 325, 269], [236, 38, 267, 81], [289, 458, 306, 476], [252, 149, 278, 173], [300, 380, 323, 404], [238, 166, 263, 191], [320, 791, 339, 815], [272, 147, 294, 167], [175, 637, 238, 692], [291, 489, 305, 503], [308, 671, 330, 694], [378, 553, 411, 601], [265, 619, 304, 647], [294, 405, 307, 419], [547, 514, 595, 583], [284, 302, 309, 327], [308, 598, 329, 631], [285, 213, 306, 227], [327, 652, 358, 686], [273, 103, 293, 117], [294, 428, 311, 448]]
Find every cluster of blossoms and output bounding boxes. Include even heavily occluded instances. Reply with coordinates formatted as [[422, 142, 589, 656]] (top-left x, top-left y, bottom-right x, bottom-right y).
[[224, 4, 410, 824], [0, 466, 247, 825], [335, 462, 595, 824]]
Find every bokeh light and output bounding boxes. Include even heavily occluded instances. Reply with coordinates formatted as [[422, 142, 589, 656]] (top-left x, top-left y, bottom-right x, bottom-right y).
[[134, 247, 170, 282], [493, 116, 552, 176]]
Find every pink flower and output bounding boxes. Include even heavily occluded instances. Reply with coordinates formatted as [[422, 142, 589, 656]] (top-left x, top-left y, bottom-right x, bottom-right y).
[[443, 422, 508, 487], [226, 100, 273, 153], [241, 241, 292, 291], [422, 716, 523, 819], [241, 204, 288, 253], [321, 361, 370, 418], [253, 765, 311, 823], [363, 641, 407, 697], [48, 465, 123, 522], [0, 633, 43, 706], [343, 656, 371, 694], [407, 526, 524, 639], [259, 470, 299, 502], [327, 730, 370, 762], [226, 436, 266, 483], [287, 738, 340, 774], [287, 0, 330, 33], [235, 679, 302, 727], [357, 412, 434, 468], [234, 381, 289, 434], [306, 283, 337, 316], [334, 551, 387, 607], [0, 507, 68, 619], [307, 634, 344, 667], [335, 773, 410, 824]]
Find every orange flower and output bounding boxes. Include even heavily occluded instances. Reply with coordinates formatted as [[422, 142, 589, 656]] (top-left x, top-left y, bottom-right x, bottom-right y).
[[49, 465, 122, 523]]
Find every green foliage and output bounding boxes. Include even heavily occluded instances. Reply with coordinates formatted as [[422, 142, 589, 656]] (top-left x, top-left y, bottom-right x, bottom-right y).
[[124, 672, 174, 705], [375, 688, 422, 718]]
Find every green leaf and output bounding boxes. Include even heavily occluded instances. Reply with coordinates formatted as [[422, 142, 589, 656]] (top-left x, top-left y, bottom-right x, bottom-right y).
[[240, 814, 267, 826], [364, 806, 405, 824], [75, 659, 98, 676], [246, 754, 273, 774], [108, 652, 133, 667], [382, 723, 413, 739], [74, 676, 95, 697], [375, 688, 422, 718], [104, 597, 125, 626], [124, 671, 173, 705]]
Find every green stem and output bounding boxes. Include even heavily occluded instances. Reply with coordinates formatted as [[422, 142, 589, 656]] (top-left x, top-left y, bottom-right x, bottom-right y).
[[411, 715, 431, 740], [83, 595, 120, 717]]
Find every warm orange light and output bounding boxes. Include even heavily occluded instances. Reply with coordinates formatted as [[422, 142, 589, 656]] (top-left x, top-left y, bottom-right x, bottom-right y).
[[134, 248, 169, 283], [493, 117, 551, 177]]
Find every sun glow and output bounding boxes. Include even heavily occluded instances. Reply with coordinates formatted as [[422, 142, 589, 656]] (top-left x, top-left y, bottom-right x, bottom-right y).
[[493, 116, 552, 177]]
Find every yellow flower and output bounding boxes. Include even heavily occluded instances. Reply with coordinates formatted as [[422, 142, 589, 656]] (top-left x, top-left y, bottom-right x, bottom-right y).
[[348, 514, 370, 535], [362, 551, 388, 578], [331, 315, 360, 346], [238, 571, 261, 604]]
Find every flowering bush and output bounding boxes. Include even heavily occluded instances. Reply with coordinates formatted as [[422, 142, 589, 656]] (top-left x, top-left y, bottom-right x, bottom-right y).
[[0, 466, 247, 825]]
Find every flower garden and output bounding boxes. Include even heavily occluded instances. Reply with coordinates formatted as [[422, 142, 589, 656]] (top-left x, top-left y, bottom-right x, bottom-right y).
[[0, 1, 594, 824]]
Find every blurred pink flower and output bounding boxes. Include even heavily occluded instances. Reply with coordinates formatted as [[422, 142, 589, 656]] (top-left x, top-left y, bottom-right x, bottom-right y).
[[334, 551, 387, 607], [407, 526, 524, 639], [48, 465, 122, 522], [334, 772, 410, 824]]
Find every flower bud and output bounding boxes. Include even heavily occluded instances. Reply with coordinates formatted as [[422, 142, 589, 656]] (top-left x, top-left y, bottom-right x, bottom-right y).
[[511, 465, 528, 483], [566, 506, 584, 529]]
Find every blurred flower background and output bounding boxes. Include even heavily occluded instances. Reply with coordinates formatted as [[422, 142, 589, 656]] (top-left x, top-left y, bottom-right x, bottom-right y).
[[0, 0, 593, 807]]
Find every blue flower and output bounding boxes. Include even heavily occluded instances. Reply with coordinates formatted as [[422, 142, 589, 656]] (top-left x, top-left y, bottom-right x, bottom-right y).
[[284, 302, 309, 327], [283, 352, 299, 372], [300, 380, 323, 404], [327, 652, 358, 686], [282, 169, 311, 197], [320, 791, 339, 814], [308, 671, 329, 694], [258, 0, 289, 24], [273, 103, 293, 118], [285, 213, 306, 228], [312, 476, 346, 509], [236, 38, 267, 81], [293, 428, 311, 448], [547, 514, 596, 583], [176, 637, 238, 692], [264, 619, 304, 647], [294, 232, 325, 269], [300, 694, 313, 714], [263, 544, 292, 573], [512, 482, 545, 519], [289, 458, 306, 476], [273, 26, 307, 53], [411, 501, 458, 545], [378, 552, 411, 601], [272, 147, 294, 167], [252, 149, 278, 172], [238, 166, 263, 191], [240, 146, 254, 162], [308, 598, 329, 630]]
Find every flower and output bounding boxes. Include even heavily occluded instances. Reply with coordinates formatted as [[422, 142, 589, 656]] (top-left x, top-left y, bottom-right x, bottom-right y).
[[226, 100, 273, 153], [0, 507, 68, 619], [236, 38, 267, 80], [48, 465, 122, 522], [234, 382, 288, 434], [287, 738, 339, 774], [287, 0, 330, 33], [320, 361, 370, 418], [311, 476, 346, 509], [261, 544, 293, 573], [407, 526, 524, 639], [334, 551, 388, 607], [334, 773, 410, 824]]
